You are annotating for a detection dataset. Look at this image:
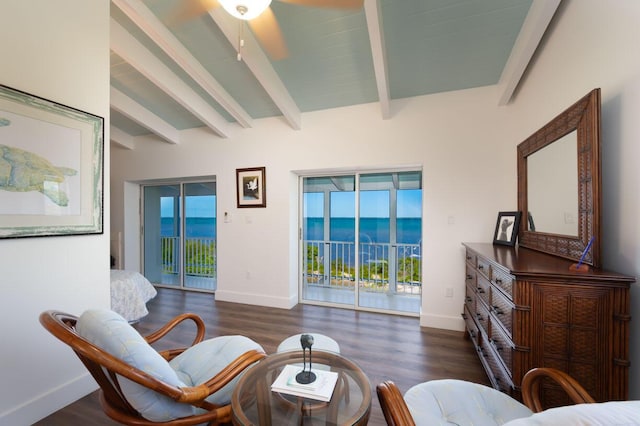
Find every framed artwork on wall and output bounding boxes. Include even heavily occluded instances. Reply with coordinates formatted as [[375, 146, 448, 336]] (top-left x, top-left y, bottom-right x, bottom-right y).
[[0, 84, 104, 238], [236, 167, 266, 208], [493, 211, 521, 246]]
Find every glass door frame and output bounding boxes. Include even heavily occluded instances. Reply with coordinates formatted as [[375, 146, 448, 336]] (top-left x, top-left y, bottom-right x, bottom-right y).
[[298, 167, 423, 316], [141, 178, 217, 292]]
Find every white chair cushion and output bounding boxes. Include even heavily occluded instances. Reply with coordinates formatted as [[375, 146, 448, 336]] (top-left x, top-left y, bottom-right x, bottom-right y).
[[170, 335, 264, 406], [502, 400, 640, 425], [76, 309, 193, 421], [404, 379, 533, 426]]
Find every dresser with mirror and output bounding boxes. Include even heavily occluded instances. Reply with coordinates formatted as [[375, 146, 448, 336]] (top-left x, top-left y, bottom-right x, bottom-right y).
[[462, 89, 635, 408]]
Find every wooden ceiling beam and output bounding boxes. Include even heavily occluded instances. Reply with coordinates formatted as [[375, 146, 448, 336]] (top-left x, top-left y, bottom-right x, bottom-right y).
[[364, 0, 391, 119], [112, 0, 253, 129], [110, 18, 231, 138], [110, 126, 135, 150], [111, 87, 180, 145], [497, 0, 562, 106], [206, 8, 302, 130]]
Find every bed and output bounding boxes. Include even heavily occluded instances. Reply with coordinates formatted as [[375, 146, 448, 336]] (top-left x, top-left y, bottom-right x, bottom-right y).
[[110, 270, 157, 322]]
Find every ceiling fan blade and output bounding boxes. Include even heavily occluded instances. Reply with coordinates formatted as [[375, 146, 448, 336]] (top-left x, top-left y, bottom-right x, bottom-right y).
[[166, 0, 220, 26], [248, 8, 289, 61], [277, 0, 364, 9]]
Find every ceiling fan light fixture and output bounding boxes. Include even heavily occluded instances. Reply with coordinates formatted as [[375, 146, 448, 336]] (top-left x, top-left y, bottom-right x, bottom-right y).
[[219, 0, 272, 20]]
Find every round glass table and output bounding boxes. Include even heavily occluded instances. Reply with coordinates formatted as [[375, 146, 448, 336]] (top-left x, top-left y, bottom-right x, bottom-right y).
[[231, 350, 371, 425]]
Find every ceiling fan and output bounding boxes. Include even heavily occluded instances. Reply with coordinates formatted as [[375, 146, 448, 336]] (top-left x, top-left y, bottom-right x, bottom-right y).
[[169, 0, 364, 61]]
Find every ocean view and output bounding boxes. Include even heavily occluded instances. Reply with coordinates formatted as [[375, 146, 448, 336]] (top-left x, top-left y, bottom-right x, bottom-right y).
[[306, 217, 421, 244], [162, 217, 421, 244]]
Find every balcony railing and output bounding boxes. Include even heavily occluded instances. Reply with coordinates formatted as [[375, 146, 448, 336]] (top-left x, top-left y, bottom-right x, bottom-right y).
[[304, 240, 421, 295], [161, 236, 216, 278]]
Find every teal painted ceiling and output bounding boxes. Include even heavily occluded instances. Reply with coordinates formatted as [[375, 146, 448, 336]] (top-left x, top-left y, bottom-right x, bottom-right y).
[[110, 0, 544, 143]]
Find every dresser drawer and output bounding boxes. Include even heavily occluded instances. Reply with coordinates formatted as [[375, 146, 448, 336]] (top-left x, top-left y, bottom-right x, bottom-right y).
[[492, 268, 514, 300], [477, 257, 490, 279], [463, 305, 480, 345], [478, 335, 514, 396], [485, 341, 515, 395], [476, 275, 491, 307], [465, 283, 476, 313], [465, 250, 477, 267], [490, 286, 514, 336], [465, 265, 477, 287], [475, 300, 490, 336], [489, 321, 514, 375]]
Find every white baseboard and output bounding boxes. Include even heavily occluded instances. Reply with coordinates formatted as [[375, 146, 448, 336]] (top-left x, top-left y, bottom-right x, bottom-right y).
[[214, 289, 297, 309], [420, 312, 466, 332], [0, 373, 97, 426]]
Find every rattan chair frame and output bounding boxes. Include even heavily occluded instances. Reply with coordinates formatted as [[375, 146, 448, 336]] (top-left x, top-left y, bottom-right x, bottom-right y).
[[521, 367, 596, 413], [40, 310, 266, 426], [377, 367, 597, 425]]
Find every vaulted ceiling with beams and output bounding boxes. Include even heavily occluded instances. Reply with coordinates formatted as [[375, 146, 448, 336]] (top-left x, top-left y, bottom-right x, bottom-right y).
[[110, 0, 560, 149]]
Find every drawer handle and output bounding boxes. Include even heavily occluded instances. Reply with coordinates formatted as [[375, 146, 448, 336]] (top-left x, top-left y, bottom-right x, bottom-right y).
[[461, 313, 468, 320], [476, 314, 484, 321], [491, 306, 504, 315], [489, 338, 503, 351], [495, 278, 502, 284], [478, 265, 484, 270], [465, 296, 473, 303], [469, 330, 476, 338], [477, 287, 485, 294], [466, 274, 473, 280], [467, 255, 472, 260]]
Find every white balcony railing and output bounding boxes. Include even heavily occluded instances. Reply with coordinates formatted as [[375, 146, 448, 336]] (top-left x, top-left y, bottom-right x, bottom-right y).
[[303, 240, 421, 295], [161, 236, 216, 278]]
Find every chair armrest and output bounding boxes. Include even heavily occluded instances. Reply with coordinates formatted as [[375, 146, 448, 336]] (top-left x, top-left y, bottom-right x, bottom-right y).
[[376, 381, 416, 426], [144, 313, 206, 349], [521, 367, 596, 413]]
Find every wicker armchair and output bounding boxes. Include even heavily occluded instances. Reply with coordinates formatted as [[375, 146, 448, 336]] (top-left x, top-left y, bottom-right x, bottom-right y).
[[377, 368, 597, 426], [40, 310, 266, 425], [520, 367, 595, 412]]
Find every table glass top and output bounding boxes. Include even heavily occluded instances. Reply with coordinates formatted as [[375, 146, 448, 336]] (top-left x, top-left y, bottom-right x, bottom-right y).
[[232, 350, 371, 426]]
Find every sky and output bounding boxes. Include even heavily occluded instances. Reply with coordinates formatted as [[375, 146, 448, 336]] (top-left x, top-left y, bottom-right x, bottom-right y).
[[305, 189, 422, 218], [162, 189, 422, 218], [162, 196, 216, 217]]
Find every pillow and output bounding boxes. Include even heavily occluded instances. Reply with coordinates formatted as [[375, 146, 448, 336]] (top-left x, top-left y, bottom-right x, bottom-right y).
[[502, 401, 640, 425], [76, 309, 193, 421], [170, 335, 264, 406]]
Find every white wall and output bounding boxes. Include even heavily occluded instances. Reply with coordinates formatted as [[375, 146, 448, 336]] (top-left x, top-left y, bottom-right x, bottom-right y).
[[111, 85, 517, 319], [111, 0, 640, 400], [0, 1, 110, 424]]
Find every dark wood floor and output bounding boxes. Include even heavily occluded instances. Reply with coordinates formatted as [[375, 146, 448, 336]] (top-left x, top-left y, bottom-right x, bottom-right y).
[[36, 288, 489, 425]]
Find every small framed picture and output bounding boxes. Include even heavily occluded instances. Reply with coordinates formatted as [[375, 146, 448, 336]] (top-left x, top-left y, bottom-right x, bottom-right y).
[[236, 167, 266, 208], [493, 211, 521, 246]]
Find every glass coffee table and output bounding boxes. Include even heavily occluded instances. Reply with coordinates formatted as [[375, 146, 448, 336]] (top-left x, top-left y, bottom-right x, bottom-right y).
[[231, 350, 371, 425]]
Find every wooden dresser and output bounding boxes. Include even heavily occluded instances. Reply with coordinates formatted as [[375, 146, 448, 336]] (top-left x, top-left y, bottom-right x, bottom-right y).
[[462, 242, 634, 408]]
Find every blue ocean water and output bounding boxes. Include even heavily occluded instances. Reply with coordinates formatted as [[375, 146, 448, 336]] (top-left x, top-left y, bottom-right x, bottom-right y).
[[162, 217, 421, 244], [305, 217, 421, 244], [162, 217, 217, 238]]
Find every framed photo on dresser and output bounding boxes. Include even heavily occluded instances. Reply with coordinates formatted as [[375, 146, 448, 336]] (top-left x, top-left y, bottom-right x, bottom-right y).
[[492, 211, 521, 246]]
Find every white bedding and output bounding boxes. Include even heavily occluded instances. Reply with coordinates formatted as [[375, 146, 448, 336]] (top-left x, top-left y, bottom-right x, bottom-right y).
[[110, 270, 157, 322]]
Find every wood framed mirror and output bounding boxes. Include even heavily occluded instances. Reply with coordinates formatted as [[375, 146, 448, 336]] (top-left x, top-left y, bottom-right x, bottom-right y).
[[517, 89, 601, 267]]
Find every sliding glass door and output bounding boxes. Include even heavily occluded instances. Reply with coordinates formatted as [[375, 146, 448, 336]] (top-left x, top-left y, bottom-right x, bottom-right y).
[[302, 175, 356, 305], [143, 181, 217, 291], [301, 171, 422, 314]]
